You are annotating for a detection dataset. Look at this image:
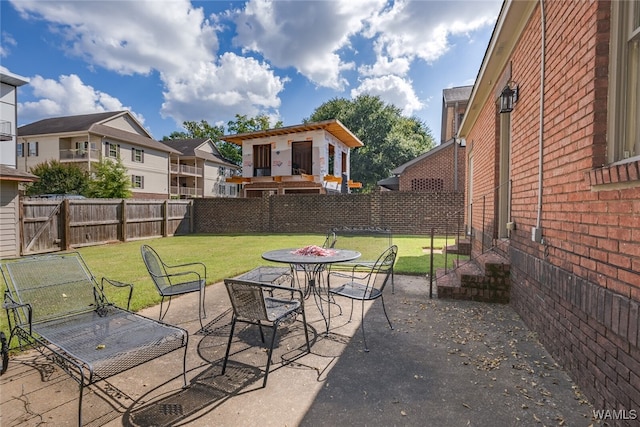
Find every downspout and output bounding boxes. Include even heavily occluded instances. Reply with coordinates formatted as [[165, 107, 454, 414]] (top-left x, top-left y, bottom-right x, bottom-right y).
[[533, 0, 546, 243], [454, 101, 459, 191]]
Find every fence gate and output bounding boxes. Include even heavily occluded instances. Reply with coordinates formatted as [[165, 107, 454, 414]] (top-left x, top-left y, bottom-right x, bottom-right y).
[[21, 199, 63, 255]]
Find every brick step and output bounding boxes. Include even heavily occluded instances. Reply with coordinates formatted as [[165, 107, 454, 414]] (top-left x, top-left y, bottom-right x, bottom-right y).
[[444, 238, 471, 256], [435, 249, 511, 303]]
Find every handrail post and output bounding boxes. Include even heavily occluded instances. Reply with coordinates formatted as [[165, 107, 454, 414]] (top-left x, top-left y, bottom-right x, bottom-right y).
[[444, 216, 449, 274], [482, 195, 486, 253], [429, 228, 434, 299]]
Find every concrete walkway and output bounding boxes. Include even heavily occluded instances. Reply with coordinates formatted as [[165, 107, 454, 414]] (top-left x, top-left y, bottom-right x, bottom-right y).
[[0, 275, 596, 426]]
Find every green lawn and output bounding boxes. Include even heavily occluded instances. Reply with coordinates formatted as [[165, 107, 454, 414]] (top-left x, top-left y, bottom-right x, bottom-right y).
[[1, 233, 461, 338]]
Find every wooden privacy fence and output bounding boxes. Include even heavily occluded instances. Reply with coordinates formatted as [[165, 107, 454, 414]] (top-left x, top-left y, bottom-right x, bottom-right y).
[[21, 198, 193, 255]]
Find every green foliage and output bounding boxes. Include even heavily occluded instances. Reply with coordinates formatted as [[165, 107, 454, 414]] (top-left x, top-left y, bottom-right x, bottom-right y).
[[86, 157, 132, 198], [25, 160, 89, 196], [307, 95, 435, 192], [163, 115, 283, 166]]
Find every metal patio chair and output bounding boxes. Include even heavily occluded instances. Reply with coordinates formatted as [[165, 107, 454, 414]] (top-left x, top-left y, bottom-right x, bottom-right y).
[[328, 245, 398, 352], [222, 278, 311, 387], [141, 244, 207, 328]]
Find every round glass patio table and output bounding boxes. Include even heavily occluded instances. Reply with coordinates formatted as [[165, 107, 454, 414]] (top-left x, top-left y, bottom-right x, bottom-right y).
[[262, 248, 361, 333]]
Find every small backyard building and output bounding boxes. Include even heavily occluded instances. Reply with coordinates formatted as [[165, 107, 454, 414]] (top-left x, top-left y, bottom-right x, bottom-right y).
[[220, 119, 363, 197]]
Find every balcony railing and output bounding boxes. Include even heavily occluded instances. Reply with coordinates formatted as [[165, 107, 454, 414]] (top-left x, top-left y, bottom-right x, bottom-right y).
[[0, 120, 12, 141], [170, 186, 203, 197], [170, 164, 202, 176], [59, 148, 100, 161]]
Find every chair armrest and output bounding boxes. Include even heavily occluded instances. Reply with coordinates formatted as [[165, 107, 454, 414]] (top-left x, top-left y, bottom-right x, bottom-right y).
[[102, 277, 134, 311], [3, 295, 33, 335], [329, 265, 373, 281], [164, 261, 207, 278], [165, 270, 204, 284], [260, 282, 305, 304]]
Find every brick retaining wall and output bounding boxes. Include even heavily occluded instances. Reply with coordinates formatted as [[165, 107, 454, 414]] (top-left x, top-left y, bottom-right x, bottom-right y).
[[194, 192, 464, 235]]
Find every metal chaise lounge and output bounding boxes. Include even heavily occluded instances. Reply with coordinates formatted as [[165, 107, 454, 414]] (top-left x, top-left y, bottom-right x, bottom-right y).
[[1, 252, 189, 426]]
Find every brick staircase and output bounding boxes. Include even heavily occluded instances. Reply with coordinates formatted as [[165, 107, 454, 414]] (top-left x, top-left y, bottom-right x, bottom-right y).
[[443, 238, 471, 256], [436, 248, 510, 303]]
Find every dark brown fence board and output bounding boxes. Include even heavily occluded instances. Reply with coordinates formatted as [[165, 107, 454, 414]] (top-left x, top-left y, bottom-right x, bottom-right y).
[[20, 198, 193, 255]]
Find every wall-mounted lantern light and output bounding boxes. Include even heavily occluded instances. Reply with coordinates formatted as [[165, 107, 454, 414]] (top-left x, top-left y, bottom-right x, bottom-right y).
[[499, 83, 519, 114]]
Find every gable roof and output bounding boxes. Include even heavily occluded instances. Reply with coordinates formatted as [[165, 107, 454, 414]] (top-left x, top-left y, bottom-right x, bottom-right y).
[[220, 119, 364, 148], [391, 139, 462, 175], [17, 111, 179, 154], [159, 138, 239, 167], [443, 86, 473, 104], [18, 111, 127, 135]]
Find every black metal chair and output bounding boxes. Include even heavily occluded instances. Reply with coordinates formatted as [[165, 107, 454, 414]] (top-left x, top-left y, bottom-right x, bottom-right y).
[[222, 278, 311, 387], [141, 244, 207, 328], [328, 245, 398, 352]]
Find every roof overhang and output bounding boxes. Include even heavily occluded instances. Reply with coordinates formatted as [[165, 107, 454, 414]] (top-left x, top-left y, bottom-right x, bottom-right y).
[[377, 176, 399, 191], [458, 0, 537, 139], [220, 119, 364, 148], [0, 165, 38, 182], [0, 69, 29, 87]]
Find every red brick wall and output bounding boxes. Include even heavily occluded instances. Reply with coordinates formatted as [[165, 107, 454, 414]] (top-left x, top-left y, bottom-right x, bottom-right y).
[[399, 143, 466, 193], [467, 0, 640, 412], [194, 192, 465, 236]]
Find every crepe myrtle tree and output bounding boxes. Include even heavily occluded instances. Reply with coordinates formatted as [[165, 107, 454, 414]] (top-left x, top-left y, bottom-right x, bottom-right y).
[[85, 157, 132, 199], [307, 95, 435, 192]]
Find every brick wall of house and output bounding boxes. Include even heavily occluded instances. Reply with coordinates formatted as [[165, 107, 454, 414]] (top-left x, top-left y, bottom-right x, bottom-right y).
[[467, 0, 640, 413], [194, 191, 464, 236], [399, 143, 466, 193]]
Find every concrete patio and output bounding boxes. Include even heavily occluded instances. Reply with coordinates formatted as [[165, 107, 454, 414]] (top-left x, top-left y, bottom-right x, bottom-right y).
[[0, 275, 596, 426]]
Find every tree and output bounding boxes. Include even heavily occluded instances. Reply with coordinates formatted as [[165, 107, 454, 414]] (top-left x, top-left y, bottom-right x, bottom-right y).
[[307, 95, 435, 192], [86, 157, 131, 198], [25, 160, 89, 196], [163, 114, 283, 166]]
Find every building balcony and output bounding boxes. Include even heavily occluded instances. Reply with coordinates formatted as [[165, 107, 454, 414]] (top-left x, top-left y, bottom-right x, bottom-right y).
[[170, 186, 204, 197], [0, 120, 12, 141], [170, 163, 202, 176], [59, 148, 101, 161]]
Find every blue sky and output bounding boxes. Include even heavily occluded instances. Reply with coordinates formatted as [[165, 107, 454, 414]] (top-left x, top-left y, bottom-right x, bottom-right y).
[[1, 0, 501, 142]]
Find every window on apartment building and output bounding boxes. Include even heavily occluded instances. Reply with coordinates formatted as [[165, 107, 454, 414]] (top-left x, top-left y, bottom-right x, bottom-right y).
[[132, 148, 144, 163], [218, 184, 226, 195], [218, 166, 226, 176], [609, 0, 640, 162], [131, 175, 144, 189], [17, 143, 24, 158], [28, 141, 38, 157], [105, 142, 120, 158], [230, 186, 236, 197], [253, 144, 271, 176]]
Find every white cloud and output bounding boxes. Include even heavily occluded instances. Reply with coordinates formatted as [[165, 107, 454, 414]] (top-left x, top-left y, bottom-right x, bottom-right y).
[[232, 0, 385, 90], [18, 74, 145, 124], [11, 0, 286, 129], [363, 0, 500, 69], [351, 75, 424, 116], [11, 0, 218, 76], [160, 52, 288, 124], [0, 32, 17, 57]]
